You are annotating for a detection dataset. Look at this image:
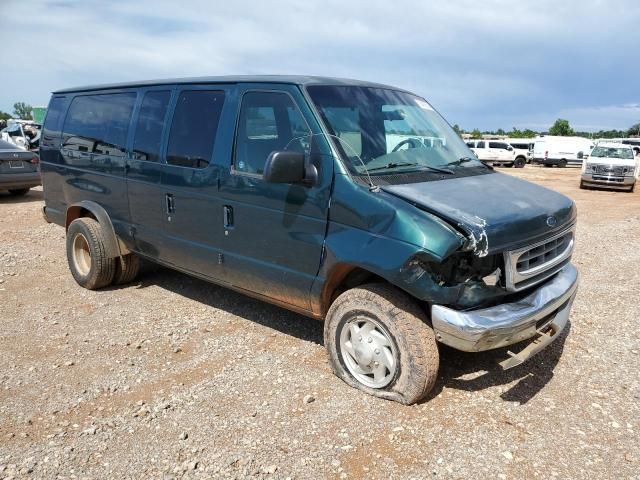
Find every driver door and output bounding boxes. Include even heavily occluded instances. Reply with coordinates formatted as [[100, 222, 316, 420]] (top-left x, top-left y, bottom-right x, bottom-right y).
[[216, 86, 333, 311]]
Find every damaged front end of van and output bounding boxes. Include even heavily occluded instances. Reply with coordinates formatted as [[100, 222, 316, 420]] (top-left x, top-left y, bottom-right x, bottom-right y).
[[320, 168, 579, 370]]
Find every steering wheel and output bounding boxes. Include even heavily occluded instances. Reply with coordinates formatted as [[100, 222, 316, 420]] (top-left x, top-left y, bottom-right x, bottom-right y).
[[392, 138, 422, 152]]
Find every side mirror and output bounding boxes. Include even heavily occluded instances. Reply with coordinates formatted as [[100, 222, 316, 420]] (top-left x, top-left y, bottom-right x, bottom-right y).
[[263, 151, 316, 185], [577, 151, 584, 159]]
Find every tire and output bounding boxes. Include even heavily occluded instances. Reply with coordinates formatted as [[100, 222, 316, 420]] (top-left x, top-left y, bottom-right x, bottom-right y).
[[113, 253, 141, 285], [66, 218, 116, 289], [324, 283, 439, 405], [630, 183, 635, 193], [558, 159, 568, 168], [514, 157, 526, 168], [579, 180, 586, 189], [8, 188, 29, 196]]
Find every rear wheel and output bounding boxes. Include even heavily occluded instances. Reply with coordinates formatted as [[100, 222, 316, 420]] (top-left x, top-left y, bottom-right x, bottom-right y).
[[8, 188, 29, 196], [558, 159, 568, 168], [113, 253, 141, 285], [514, 157, 526, 168], [324, 283, 439, 405], [66, 218, 116, 289]]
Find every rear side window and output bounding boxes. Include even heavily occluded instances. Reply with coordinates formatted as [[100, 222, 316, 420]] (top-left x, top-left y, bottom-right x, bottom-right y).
[[476, 141, 485, 148], [42, 96, 66, 143], [62, 93, 136, 157], [166, 90, 225, 169], [132, 91, 171, 162], [489, 142, 506, 149], [234, 91, 310, 175]]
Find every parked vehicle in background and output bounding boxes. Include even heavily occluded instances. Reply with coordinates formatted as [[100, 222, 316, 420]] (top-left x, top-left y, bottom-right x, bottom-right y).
[[0, 139, 41, 196], [0, 120, 41, 152], [466, 139, 525, 167], [507, 138, 534, 164], [532, 136, 594, 167], [580, 142, 638, 192], [608, 138, 640, 156], [40, 76, 579, 404]]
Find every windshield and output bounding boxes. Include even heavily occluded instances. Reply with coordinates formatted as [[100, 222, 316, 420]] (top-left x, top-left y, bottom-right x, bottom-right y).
[[307, 85, 484, 175], [590, 146, 634, 160]]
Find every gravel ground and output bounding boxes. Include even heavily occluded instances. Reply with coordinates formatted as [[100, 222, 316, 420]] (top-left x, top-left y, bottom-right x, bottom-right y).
[[0, 166, 638, 479]]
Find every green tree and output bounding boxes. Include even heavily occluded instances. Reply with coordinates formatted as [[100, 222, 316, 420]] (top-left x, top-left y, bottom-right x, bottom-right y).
[[12, 102, 33, 120], [628, 122, 640, 137], [470, 128, 482, 139], [548, 118, 574, 136], [0, 110, 11, 121], [495, 128, 506, 136]]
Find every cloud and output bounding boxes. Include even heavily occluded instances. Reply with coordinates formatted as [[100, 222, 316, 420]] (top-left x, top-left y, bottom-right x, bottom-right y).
[[1, 0, 639, 131]]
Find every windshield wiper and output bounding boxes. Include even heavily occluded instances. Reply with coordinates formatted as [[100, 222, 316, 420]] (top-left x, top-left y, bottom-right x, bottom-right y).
[[366, 162, 419, 172], [441, 156, 493, 169], [367, 162, 454, 174]]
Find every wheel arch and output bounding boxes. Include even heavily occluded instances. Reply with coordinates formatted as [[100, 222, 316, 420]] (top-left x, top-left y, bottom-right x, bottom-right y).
[[65, 201, 124, 258], [319, 264, 385, 317]]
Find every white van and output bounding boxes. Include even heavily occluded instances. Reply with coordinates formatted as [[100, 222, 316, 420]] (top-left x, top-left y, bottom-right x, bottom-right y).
[[532, 136, 594, 167], [466, 140, 525, 167], [581, 142, 638, 192]]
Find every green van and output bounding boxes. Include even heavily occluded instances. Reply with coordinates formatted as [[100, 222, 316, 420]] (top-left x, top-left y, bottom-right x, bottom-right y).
[[40, 76, 578, 404]]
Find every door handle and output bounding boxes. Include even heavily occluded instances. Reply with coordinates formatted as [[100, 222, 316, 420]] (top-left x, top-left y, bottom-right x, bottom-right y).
[[166, 193, 175, 214], [223, 205, 233, 228]]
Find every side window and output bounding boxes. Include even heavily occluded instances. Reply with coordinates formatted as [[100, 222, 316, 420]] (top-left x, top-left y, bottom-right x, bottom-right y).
[[166, 90, 225, 169], [489, 142, 506, 149], [235, 91, 310, 175], [42, 96, 66, 143], [476, 141, 485, 148], [132, 91, 171, 162], [62, 93, 136, 157]]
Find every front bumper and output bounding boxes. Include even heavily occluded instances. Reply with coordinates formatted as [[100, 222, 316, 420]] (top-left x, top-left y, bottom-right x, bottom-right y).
[[581, 173, 635, 189], [431, 264, 578, 369]]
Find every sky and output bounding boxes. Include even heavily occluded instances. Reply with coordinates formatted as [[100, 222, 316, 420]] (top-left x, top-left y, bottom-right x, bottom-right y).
[[2, 0, 639, 132]]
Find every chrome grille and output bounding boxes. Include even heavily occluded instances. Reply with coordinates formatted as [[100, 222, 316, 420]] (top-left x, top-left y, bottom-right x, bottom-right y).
[[590, 164, 631, 176], [504, 227, 575, 291]]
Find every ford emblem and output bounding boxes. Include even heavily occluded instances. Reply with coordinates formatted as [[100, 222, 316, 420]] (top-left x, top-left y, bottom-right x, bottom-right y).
[[546, 216, 557, 227]]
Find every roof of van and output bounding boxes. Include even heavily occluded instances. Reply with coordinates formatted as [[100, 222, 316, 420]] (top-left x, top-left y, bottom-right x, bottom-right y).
[[52, 75, 409, 94]]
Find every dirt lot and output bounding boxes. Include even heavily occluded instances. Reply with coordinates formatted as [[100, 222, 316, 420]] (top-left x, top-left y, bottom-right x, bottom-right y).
[[0, 166, 638, 479]]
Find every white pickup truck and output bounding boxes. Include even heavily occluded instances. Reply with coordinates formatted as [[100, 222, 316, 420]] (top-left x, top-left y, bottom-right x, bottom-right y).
[[466, 140, 526, 168]]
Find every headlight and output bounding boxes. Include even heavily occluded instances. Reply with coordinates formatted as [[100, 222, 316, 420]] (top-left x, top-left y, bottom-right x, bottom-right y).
[[584, 164, 593, 173]]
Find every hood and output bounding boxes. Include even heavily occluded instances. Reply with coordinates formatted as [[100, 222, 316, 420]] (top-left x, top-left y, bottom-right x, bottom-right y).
[[587, 157, 636, 167], [381, 171, 576, 256]]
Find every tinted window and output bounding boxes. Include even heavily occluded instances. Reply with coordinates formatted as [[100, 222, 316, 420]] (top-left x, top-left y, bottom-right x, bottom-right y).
[[62, 93, 136, 156], [42, 96, 66, 142], [489, 142, 507, 149], [476, 141, 485, 148], [132, 91, 170, 162], [166, 90, 225, 168], [235, 92, 310, 174]]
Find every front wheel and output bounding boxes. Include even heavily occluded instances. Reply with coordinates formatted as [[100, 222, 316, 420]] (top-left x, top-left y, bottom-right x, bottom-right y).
[[558, 159, 568, 168], [324, 283, 439, 405], [514, 157, 526, 168]]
